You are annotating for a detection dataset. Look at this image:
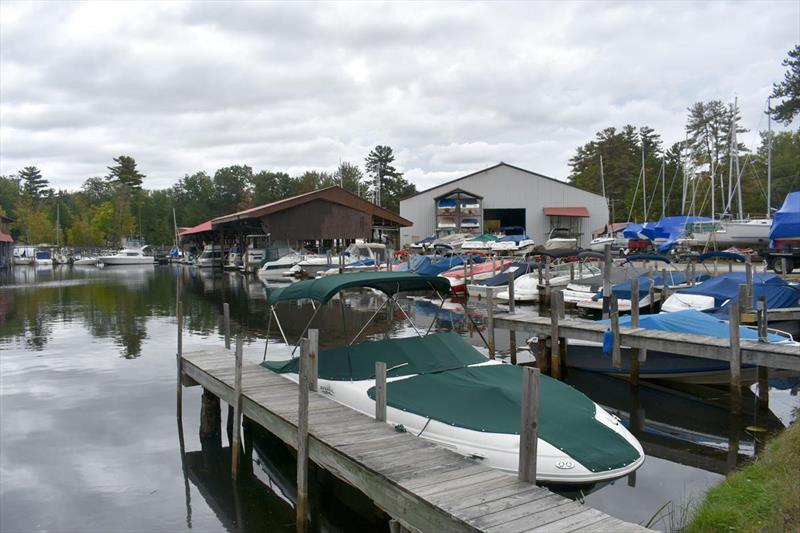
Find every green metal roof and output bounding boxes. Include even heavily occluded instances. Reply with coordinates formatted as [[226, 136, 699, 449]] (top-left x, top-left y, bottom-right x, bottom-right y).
[[266, 271, 451, 304], [368, 364, 641, 473], [263, 332, 486, 380]]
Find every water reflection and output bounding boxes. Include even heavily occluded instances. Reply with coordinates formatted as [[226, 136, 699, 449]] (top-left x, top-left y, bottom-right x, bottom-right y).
[[1, 266, 798, 532]]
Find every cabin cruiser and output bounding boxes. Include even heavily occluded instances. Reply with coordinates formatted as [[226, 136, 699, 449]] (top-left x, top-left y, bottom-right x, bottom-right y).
[[195, 244, 223, 268], [684, 218, 772, 248], [243, 234, 268, 272], [225, 245, 242, 270], [12, 246, 35, 266], [261, 272, 644, 484], [98, 244, 155, 266], [72, 255, 98, 266], [259, 246, 308, 280], [543, 228, 578, 251], [288, 242, 387, 278]]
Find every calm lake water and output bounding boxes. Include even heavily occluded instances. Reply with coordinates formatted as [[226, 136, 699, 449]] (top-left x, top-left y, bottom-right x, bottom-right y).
[[1, 266, 797, 532]]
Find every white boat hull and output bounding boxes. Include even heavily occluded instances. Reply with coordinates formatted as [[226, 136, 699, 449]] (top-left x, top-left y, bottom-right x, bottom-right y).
[[100, 257, 154, 265]]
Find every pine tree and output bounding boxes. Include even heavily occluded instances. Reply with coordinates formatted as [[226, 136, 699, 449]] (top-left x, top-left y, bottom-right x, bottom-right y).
[[106, 155, 145, 190], [771, 45, 800, 125], [18, 166, 49, 199], [364, 145, 415, 211]]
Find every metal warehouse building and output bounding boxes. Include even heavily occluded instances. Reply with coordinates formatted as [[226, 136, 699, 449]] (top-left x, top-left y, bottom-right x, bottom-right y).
[[399, 163, 608, 248]]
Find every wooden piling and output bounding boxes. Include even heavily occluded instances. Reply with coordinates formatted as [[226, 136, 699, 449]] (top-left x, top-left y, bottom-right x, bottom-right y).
[[629, 277, 640, 386], [375, 361, 387, 422], [507, 272, 515, 314], [569, 262, 575, 281], [648, 270, 656, 312], [308, 329, 319, 393], [509, 329, 517, 366], [536, 337, 549, 374], [537, 262, 543, 285], [199, 388, 221, 444], [745, 255, 753, 302], [610, 295, 621, 369], [231, 336, 243, 480], [176, 298, 183, 419], [780, 257, 788, 276], [518, 366, 540, 483], [296, 337, 311, 533], [469, 256, 475, 284], [602, 244, 612, 319], [757, 296, 768, 342], [486, 294, 495, 359], [223, 302, 231, 350], [757, 366, 769, 411], [728, 302, 742, 415], [550, 291, 561, 379], [738, 284, 749, 313], [492, 256, 497, 277]]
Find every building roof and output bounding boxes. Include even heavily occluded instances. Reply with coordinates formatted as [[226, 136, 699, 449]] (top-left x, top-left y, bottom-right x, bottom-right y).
[[178, 220, 213, 237], [433, 188, 483, 201], [543, 207, 590, 217], [212, 186, 411, 227], [0, 230, 13, 243], [401, 162, 603, 202], [0, 215, 14, 224]]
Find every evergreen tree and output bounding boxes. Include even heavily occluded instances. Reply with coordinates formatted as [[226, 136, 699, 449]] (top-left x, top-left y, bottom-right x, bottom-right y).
[[106, 155, 145, 190], [364, 145, 414, 211], [18, 166, 49, 199], [771, 45, 800, 125]]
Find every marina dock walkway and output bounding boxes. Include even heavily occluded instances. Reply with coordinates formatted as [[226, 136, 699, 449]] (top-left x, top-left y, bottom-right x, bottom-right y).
[[181, 348, 649, 533]]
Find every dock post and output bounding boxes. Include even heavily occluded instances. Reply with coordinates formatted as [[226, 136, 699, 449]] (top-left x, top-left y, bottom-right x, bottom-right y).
[[602, 244, 611, 319], [486, 293, 495, 359], [728, 261, 733, 273], [738, 284, 749, 314], [543, 255, 551, 304], [610, 295, 621, 369], [507, 272, 515, 314], [297, 337, 311, 533], [569, 262, 575, 281], [537, 337, 549, 375], [469, 256, 475, 284], [492, 256, 496, 277], [309, 329, 319, 392], [780, 257, 788, 275], [550, 291, 561, 379], [629, 277, 640, 386], [728, 302, 742, 415], [463, 256, 469, 285], [537, 262, 543, 285], [326, 249, 332, 267], [231, 336, 243, 480], [176, 298, 183, 420], [648, 270, 656, 312], [223, 302, 231, 350], [518, 366, 540, 483], [200, 389, 221, 447], [509, 330, 517, 365], [757, 296, 768, 342], [375, 361, 387, 422], [745, 255, 753, 303]]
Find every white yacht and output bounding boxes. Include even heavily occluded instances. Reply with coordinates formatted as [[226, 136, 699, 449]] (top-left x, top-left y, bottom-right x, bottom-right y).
[[99, 245, 155, 266], [195, 244, 223, 268], [243, 234, 268, 272], [289, 242, 387, 278]]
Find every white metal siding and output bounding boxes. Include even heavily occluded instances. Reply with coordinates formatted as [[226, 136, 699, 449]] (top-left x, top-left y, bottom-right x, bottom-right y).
[[400, 164, 608, 248]]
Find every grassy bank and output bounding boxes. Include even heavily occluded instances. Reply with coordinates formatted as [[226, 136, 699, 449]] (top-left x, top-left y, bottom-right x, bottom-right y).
[[686, 421, 800, 532]]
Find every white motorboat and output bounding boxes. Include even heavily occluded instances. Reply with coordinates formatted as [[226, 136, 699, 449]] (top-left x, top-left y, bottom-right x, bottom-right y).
[[496, 263, 602, 302], [460, 234, 498, 251], [12, 246, 35, 266], [34, 249, 53, 266], [491, 234, 535, 255], [72, 255, 98, 266], [589, 236, 628, 253], [262, 272, 645, 484], [290, 242, 387, 278], [98, 245, 155, 266], [195, 244, 223, 268], [225, 245, 242, 270], [259, 248, 307, 279], [543, 228, 578, 251]]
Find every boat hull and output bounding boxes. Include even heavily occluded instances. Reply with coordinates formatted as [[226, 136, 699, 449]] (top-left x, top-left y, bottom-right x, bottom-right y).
[[100, 257, 154, 266]]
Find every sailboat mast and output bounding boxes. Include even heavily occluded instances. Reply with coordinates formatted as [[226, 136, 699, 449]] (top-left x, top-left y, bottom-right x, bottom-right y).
[[681, 135, 688, 214], [733, 97, 743, 218], [599, 154, 609, 226], [767, 96, 772, 218], [173, 207, 179, 248], [641, 145, 647, 220], [661, 159, 666, 217]]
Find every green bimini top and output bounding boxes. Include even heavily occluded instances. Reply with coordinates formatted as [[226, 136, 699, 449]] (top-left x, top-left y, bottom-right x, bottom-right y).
[[267, 271, 451, 305], [367, 364, 640, 473], [263, 332, 487, 381]]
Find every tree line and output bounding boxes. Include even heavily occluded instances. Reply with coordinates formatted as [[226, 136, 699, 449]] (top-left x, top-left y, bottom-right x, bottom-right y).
[[0, 145, 416, 247], [568, 45, 799, 223]]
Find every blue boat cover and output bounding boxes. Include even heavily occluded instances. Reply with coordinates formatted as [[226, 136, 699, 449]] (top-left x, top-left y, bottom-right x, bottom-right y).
[[413, 235, 436, 246], [769, 191, 800, 242], [623, 223, 645, 239], [393, 255, 432, 272], [415, 255, 484, 276], [593, 272, 710, 300], [640, 216, 712, 252], [598, 309, 783, 342]]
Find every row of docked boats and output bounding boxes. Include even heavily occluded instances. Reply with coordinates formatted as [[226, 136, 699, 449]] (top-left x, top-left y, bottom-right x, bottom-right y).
[[11, 243, 155, 267]]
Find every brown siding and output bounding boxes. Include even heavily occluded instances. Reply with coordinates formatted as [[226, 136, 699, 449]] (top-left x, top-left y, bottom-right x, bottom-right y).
[[263, 199, 371, 241]]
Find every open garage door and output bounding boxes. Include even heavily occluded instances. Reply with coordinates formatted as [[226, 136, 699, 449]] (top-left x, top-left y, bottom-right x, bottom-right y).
[[483, 208, 526, 233]]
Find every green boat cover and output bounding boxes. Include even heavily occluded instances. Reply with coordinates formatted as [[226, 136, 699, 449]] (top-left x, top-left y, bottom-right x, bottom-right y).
[[466, 234, 498, 242], [367, 364, 641, 473], [267, 271, 451, 304], [263, 332, 487, 381]]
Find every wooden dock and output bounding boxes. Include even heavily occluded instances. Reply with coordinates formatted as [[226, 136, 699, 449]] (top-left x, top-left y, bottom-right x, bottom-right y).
[[493, 311, 800, 371], [180, 347, 649, 533]]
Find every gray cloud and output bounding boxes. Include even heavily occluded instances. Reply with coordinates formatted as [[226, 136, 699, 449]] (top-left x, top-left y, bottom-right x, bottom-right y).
[[0, 1, 797, 191]]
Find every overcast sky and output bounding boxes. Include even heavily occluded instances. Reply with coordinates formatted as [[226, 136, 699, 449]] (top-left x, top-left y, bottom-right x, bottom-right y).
[[1, 1, 798, 192]]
